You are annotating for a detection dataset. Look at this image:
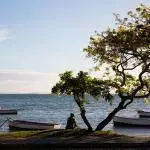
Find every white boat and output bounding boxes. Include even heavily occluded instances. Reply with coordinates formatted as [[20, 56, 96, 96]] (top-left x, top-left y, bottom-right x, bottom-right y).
[[9, 120, 61, 131], [137, 110, 150, 118], [113, 116, 150, 127], [0, 109, 17, 115]]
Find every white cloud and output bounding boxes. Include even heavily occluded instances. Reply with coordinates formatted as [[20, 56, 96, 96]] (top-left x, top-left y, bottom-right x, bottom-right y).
[[0, 28, 9, 42], [0, 69, 59, 94]]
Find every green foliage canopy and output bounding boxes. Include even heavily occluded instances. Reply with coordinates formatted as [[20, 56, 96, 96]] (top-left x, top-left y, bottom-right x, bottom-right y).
[[84, 4, 150, 102], [52, 71, 113, 109]]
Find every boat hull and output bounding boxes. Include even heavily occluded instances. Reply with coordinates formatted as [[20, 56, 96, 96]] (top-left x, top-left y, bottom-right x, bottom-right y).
[[9, 120, 61, 131], [137, 110, 150, 118], [113, 116, 150, 127], [0, 109, 17, 115]]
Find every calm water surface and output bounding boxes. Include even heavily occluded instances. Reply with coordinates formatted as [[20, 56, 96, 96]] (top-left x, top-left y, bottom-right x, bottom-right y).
[[0, 94, 149, 136]]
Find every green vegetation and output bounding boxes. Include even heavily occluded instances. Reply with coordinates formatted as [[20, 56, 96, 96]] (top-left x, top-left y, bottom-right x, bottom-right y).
[[0, 129, 150, 144], [0, 129, 122, 139], [51, 71, 112, 131], [52, 4, 150, 131], [0, 130, 38, 140]]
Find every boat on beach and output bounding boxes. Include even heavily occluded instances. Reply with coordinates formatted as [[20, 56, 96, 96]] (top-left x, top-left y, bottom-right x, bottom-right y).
[[113, 116, 150, 127], [137, 110, 150, 118], [0, 109, 17, 115], [8, 120, 61, 131]]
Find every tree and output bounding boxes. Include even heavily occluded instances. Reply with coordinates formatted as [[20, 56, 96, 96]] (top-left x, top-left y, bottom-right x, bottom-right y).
[[51, 71, 113, 131], [84, 4, 150, 130]]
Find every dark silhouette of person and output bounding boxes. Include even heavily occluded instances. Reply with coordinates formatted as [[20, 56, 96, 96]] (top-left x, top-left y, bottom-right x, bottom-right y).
[[66, 113, 77, 129]]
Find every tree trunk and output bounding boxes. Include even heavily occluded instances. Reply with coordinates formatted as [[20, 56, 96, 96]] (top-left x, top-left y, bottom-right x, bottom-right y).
[[74, 94, 93, 131], [95, 101, 124, 131], [81, 109, 93, 131]]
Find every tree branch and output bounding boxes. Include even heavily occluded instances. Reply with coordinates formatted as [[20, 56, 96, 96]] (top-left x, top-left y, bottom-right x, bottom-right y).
[[123, 98, 134, 109], [132, 63, 150, 97]]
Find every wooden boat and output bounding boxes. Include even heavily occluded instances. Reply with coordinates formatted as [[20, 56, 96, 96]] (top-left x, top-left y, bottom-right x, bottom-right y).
[[137, 110, 150, 118], [9, 120, 61, 131], [113, 116, 150, 127], [0, 109, 17, 115]]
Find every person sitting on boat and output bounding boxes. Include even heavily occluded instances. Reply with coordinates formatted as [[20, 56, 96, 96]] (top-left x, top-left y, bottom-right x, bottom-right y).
[[66, 113, 77, 129]]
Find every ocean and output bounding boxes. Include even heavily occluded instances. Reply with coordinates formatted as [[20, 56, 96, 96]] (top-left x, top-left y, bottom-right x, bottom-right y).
[[0, 94, 150, 136]]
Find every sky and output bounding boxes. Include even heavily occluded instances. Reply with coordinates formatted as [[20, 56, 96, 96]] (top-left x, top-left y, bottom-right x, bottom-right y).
[[0, 0, 149, 93]]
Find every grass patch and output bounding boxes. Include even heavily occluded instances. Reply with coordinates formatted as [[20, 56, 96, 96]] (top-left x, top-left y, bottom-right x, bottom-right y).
[[45, 128, 90, 137], [0, 128, 127, 140], [0, 128, 89, 139], [0, 129, 145, 144], [0, 130, 39, 140], [89, 130, 122, 137]]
